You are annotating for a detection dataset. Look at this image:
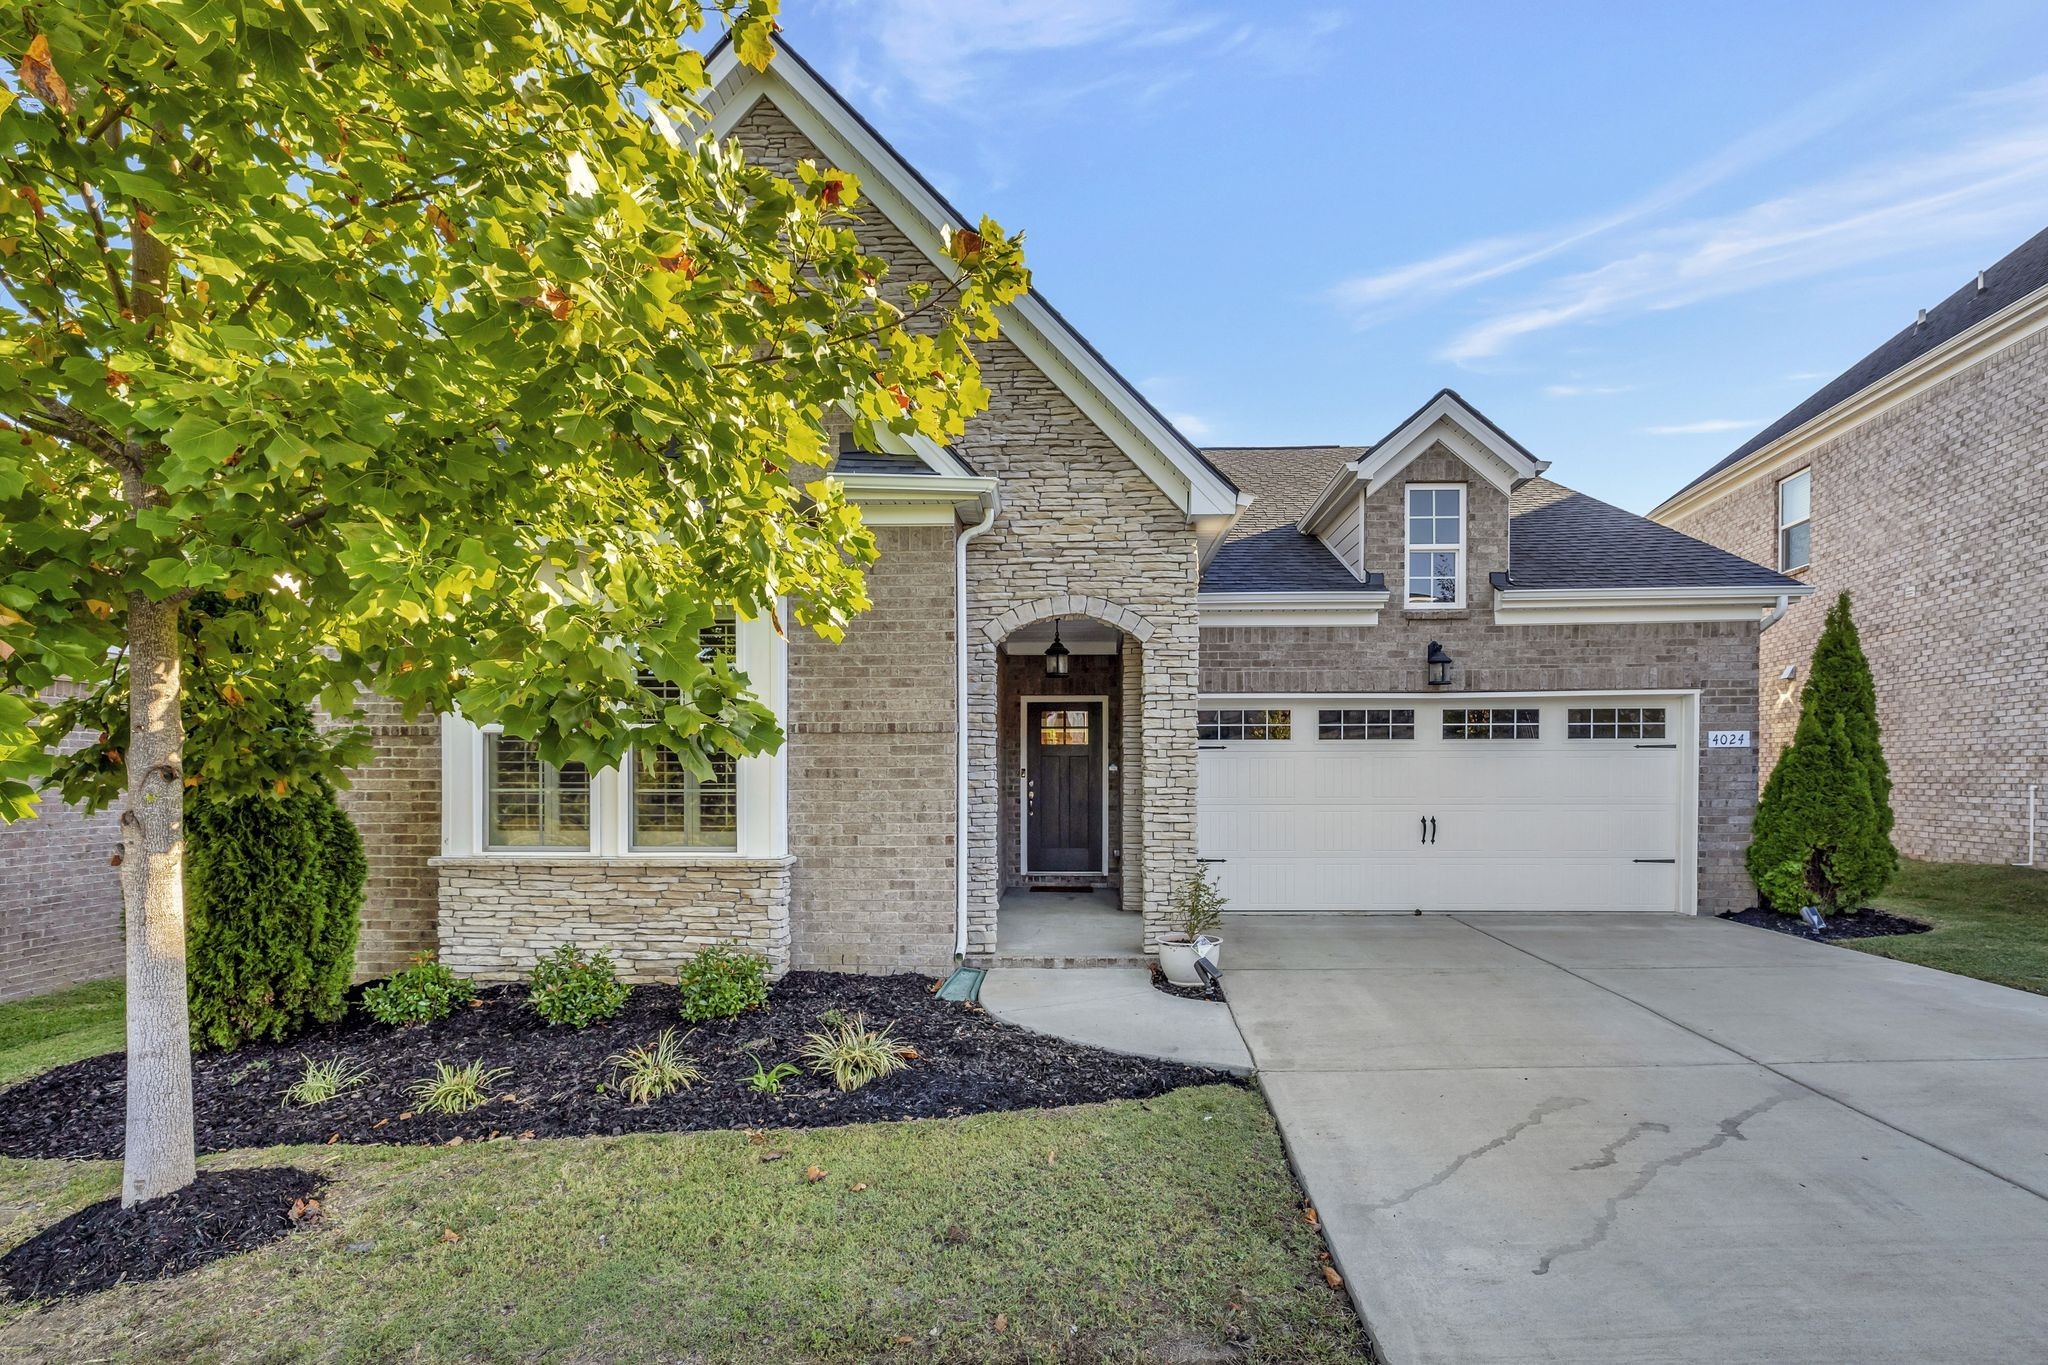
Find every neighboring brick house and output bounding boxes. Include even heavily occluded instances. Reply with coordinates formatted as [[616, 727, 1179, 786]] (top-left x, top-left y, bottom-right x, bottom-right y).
[[1653, 225, 2048, 867]]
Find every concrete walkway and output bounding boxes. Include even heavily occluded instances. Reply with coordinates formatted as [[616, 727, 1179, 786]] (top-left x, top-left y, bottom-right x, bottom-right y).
[[1227, 912, 2048, 1365], [979, 967, 1254, 1073]]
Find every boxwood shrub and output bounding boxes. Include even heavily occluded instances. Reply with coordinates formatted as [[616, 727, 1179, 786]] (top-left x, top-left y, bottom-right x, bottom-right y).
[[527, 945, 631, 1027], [361, 956, 474, 1026], [676, 946, 769, 1022]]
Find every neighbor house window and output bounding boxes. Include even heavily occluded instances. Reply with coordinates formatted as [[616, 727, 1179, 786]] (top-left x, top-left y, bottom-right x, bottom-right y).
[[1198, 708, 1292, 741], [1567, 707, 1667, 740], [1318, 708, 1415, 740], [1778, 470, 1811, 571], [1442, 708, 1539, 740], [1406, 484, 1465, 607], [484, 735, 591, 849], [629, 614, 741, 850]]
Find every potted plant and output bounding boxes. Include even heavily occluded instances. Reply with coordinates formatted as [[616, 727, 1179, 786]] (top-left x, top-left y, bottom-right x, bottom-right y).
[[1159, 865, 1227, 987]]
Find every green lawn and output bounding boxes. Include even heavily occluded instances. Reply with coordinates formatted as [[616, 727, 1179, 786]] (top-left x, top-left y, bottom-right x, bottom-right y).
[[0, 1085, 1364, 1363], [1856, 859, 2048, 994], [0, 979, 123, 1089]]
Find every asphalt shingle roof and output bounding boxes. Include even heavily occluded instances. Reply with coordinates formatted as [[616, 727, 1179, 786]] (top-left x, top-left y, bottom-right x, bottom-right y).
[[1671, 222, 2048, 498], [1202, 452, 1799, 595], [1200, 447, 1377, 593]]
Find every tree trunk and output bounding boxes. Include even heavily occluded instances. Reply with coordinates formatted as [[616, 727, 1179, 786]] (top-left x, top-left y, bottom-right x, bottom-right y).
[[120, 591, 195, 1206]]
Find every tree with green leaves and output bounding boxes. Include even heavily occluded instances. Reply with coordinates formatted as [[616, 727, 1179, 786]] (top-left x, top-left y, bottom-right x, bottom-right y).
[[1, 0, 1026, 1204], [1747, 593, 1899, 914]]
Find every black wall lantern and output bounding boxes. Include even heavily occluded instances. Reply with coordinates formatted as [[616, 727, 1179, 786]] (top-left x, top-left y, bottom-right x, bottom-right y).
[[1043, 619, 1072, 678], [1426, 640, 1453, 687]]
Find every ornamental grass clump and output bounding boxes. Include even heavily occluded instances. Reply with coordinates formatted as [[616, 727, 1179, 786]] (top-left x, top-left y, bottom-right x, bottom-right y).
[[605, 1028, 702, 1105], [798, 1014, 914, 1092], [279, 1055, 371, 1109], [527, 945, 631, 1028], [361, 956, 475, 1026], [676, 947, 770, 1022], [407, 1061, 510, 1116]]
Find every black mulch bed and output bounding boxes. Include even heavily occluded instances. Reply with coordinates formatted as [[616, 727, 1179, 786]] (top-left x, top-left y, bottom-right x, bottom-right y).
[[0, 973, 1231, 1161], [1149, 964, 1225, 1003], [1, 1167, 323, 1303], [1720, 907, 1933, 942]]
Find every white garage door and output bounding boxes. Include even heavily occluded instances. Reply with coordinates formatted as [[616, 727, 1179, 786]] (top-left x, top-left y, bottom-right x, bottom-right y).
[[1196, 695, 1692, 914]]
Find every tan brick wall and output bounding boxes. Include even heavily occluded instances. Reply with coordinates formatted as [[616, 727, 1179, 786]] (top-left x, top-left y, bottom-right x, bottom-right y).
[[336, 695, 441, 979], [433, 856, 792, 981], [0, 693, 123, 1003], [735, 97, 1204, 957], [786, 524, 958, 973], [1365, 444, 1511, 615], [1666, 326, 2048, 865]]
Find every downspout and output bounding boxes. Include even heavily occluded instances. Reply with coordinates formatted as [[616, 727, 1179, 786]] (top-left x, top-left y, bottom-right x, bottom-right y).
[[1759, 593, 1790, 633], [954, 492, 1000, 959]]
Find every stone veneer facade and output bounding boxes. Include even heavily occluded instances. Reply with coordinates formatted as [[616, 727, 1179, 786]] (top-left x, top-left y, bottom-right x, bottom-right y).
[[1663, 326, 2048, 866], [435, 856, 793, 981]]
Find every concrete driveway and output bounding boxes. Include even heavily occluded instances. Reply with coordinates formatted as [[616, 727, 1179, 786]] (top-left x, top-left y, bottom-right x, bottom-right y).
[[1225, 913, 2048, 1365]]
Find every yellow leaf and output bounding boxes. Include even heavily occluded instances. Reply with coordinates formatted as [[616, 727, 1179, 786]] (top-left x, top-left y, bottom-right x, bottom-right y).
[[19, 35, 75, 118], [84, 598, 113, 620]]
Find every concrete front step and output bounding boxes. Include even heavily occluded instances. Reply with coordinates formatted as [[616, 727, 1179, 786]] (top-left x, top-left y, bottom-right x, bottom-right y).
[[967, 952, 1152, 970]]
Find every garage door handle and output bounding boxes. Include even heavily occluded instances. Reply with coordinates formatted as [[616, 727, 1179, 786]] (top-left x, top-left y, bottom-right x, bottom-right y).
[[1429, 816, 1437, 845], [1420, 816, 1428, 845]]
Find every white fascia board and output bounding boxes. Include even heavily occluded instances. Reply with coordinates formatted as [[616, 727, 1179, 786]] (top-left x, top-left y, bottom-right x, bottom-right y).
[[1353, 395, 1541, 495], [830, 398, 971, 477], [835, 472, 998, 526], [1198, 590, 1389, 628], [1650, 283, 2048, 524], [701, 51, 1239, 520], [1492, 583, 1815, 626], [1295, 462, 1366, 537]]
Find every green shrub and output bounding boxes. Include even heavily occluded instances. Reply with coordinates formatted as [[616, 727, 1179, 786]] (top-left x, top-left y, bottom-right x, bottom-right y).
[[606, 1028, 702, 1104], [743, 1052, 800, 1095], [526, 945, 631, 1027], [676, 947, 769, 1022], [185, 749, 367, 1051], [407, 1060, 509, 1115], [1749, 593, 1898, 914], [362, 956, 475, 1026], [798, 1013, 913, 1092], [280, 1055, 371, 1108]]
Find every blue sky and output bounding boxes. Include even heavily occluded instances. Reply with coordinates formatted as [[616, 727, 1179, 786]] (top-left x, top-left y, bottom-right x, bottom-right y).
[[765, 1, 2048, 513]]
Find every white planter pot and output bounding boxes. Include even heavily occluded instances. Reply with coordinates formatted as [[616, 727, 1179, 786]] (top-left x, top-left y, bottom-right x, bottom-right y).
[[1159, 936, 1222, 987]]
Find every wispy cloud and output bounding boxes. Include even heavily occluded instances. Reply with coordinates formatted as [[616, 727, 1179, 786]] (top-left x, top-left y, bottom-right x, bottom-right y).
[[1641, 418, 1762, 436], [1544, 382, 1633, 398], [1164, 411, 1215, 440]]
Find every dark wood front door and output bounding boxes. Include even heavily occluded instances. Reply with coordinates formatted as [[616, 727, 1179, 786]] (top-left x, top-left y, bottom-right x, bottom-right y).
[[1026, 701, 1104, 873]]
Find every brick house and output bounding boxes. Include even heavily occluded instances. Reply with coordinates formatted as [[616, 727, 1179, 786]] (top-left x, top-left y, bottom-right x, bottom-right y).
[[1652, 225, 2048, 867], [0, 36, 1809, 994]]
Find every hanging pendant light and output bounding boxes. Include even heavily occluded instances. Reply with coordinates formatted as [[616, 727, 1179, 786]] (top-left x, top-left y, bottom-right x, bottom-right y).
[[1043, 618, 1072, 678]]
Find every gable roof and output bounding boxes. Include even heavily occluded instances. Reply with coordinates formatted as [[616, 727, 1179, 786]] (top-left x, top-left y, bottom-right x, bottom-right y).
[[1206, 443, 1801, 597], [1296, 388, 1549, 535], [700, 33, 1242, 519], [1201, 447, 1376, 593], [1663, 222, 2048, 504]]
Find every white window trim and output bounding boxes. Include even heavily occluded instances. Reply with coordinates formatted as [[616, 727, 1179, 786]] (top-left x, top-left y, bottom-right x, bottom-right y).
[[1405, 482, 1466, 610], [440, 612, 787, 860], [1777, 469, 1812, 572]]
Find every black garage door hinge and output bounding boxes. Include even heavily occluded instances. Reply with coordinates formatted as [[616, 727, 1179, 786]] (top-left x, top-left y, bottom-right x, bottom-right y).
[[1633, 858, 1677, 864]]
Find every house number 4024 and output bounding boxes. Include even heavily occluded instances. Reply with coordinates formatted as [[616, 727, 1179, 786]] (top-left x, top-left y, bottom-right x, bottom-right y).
[[1707, 730, 1752, 749]]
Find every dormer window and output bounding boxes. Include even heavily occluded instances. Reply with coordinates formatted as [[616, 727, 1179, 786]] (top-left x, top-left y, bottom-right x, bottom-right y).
[[1405, 484, 1465, 608], [1777, 470, 1811, 571]]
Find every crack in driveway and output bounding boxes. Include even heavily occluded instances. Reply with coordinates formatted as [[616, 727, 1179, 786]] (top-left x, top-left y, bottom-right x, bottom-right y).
[[1571, 1120, 1672, 1170], [1364, 1096, 1588, 1213], [1533, 1092, 1792, 1275]]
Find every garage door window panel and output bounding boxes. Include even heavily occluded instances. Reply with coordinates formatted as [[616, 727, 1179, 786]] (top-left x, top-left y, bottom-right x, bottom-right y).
[[1318, 708, 1415, 740], [1199, 708, 1292, 741], [1567, 706, 1667, 740], [1442, 708, 1540, 740]]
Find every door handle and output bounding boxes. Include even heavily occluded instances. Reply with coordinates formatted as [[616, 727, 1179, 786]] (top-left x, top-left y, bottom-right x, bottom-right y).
[[1430, 816, 1438, 845], [1420, 816, 1428, 845]]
